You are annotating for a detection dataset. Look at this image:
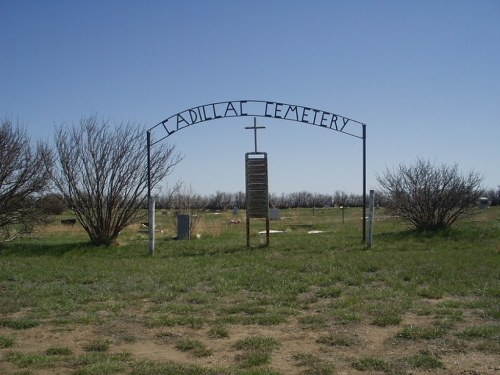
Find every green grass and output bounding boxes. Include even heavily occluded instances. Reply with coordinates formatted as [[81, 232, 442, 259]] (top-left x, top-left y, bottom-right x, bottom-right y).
[[71, 352, 131, 375], [235, 336, 281, 352], [0, 335, 15, 348], [131, 360, 220, 375], [0, 206, 499, 374], [298, 315, 328, 329], [83, 339, 112, 352], [292, 353, 334, 375], [175, 338, 213, 357], [457, 325, 500, 339], [208, 324, 230, 338], [405, 351, 444, 369], [146, 315, 205, 329], [0, 318, 39, 329], [5, 351, 54, 368], [396, 326, 447, 340], [316, 333, 358, 347], [372, 313, 402, 327], [234, 336, 281, 368], [352, 356, 391, 372], [46, 346, 73, 355]]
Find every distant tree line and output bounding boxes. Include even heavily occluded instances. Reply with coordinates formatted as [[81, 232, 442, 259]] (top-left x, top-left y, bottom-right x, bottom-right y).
[[154, 189, 368, 211]]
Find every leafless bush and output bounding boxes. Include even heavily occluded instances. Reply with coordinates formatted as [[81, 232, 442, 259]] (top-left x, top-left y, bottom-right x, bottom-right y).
[[52, 115, 182, 245], [0, 119, 53, 242], [377, 159, 483, 231]]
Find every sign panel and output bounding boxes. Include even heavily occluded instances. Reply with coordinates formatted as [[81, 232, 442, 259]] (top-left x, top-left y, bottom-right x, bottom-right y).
[[246, 153, 268, 219]]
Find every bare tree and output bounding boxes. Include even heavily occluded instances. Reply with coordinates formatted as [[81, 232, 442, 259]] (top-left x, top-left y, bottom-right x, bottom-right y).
[[0, 119, 53, 241], [53, 116, 182, 245], [167, 182, 204, 234], [287, 191, 313, 208], [232, 191, 246, 209], [207, 191, 233, 210], [377, 159, 483, 231]]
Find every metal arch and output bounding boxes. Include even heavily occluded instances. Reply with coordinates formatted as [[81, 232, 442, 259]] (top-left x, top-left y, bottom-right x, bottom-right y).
[[147, 100, 368, 255], [148, 100, 365, 146]]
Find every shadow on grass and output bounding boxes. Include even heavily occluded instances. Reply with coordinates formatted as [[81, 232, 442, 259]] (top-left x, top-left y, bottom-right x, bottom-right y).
[[155, 239, 254, 258], [373, 224, 499, 253], [375, 227, 479, 241], [1, 237, 255, 259], [0, 240, 112, 258]]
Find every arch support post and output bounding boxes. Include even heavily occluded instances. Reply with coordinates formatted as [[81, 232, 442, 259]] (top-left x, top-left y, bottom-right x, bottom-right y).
[[147, 131, 155, 256], [362, 124, 367, 242]]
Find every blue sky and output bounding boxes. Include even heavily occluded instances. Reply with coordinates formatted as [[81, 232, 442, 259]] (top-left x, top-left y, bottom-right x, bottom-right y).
[[2, 0, 499, 195]]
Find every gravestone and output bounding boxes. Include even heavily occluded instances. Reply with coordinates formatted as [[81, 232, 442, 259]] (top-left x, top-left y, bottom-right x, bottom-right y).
[[479, 197, 490, 208], [177, 214, 191, 240], [269, 208, 280, 220]]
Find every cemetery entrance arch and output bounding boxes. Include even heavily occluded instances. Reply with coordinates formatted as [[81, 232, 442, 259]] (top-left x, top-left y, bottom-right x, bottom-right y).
[[147, 100, 367, 255]]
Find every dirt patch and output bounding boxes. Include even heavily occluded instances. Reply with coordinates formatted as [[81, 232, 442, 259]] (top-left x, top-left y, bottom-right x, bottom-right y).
[[1, 312, 499, 374]]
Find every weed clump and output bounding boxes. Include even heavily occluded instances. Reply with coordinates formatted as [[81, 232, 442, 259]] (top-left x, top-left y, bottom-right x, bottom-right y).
[[234, 335, 281, 368], [175, 338, 213, 357], [0, 335, 15, 348], [83, 339, 111, 352]]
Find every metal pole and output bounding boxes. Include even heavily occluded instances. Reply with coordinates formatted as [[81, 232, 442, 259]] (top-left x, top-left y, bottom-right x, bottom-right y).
[[367, 190, 375, 248], [266, 216, 270, 246], [147, 131, 155, 256], [362, 124, 367, 242], [253, 117, 258, 153], [246, 212, 250, 248]]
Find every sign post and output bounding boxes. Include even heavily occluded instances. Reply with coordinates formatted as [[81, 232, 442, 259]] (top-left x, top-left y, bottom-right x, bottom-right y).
[[147, 131, 155, 256], [245, 118, 269, 247]]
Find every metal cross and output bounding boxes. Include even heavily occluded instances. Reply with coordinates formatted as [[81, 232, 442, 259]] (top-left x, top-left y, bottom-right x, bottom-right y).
[[245, 117, 265, 153]]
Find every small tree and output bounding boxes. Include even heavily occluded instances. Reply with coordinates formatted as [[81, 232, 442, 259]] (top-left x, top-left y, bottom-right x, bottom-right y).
[[53, 116, 182, 245], [0, 119, 53, 241], [377, 159, 483, 231]]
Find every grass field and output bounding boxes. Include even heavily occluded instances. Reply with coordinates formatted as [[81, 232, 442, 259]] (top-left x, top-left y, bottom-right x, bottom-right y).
[[0, 206, 499, 374]]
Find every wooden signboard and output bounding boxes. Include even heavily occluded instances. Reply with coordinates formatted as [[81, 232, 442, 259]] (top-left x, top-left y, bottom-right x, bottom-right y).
[[245, 152, 269, 246]]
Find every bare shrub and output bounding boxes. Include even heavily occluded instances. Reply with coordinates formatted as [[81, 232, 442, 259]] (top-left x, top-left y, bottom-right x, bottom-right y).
[[377, 159, 483, 231], [0, 119, 53, 242], [53, 115, 182, 245]]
